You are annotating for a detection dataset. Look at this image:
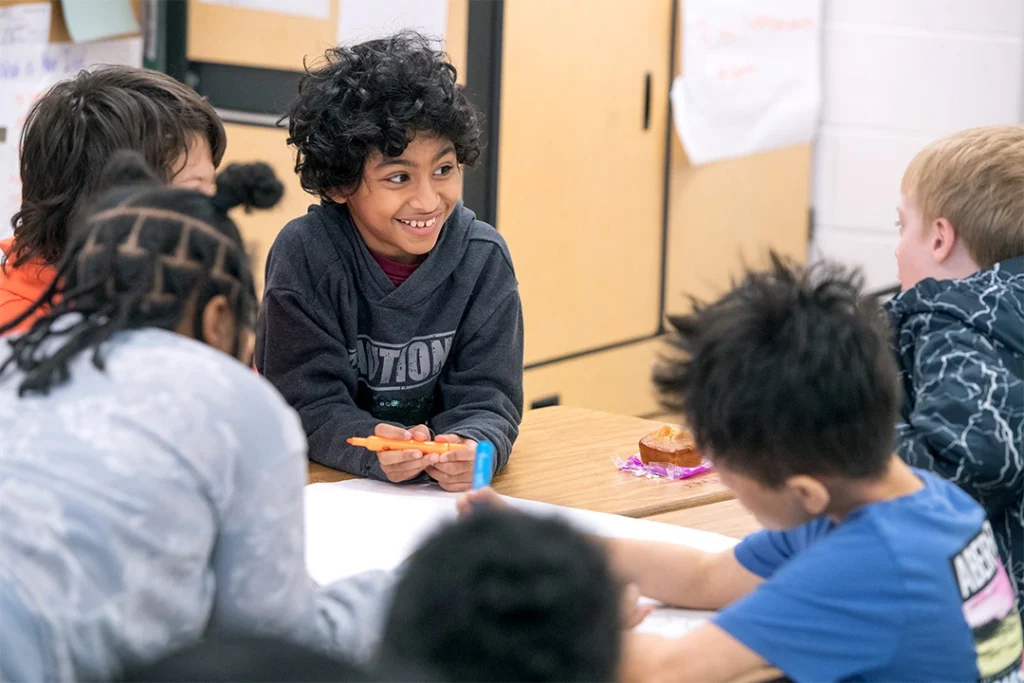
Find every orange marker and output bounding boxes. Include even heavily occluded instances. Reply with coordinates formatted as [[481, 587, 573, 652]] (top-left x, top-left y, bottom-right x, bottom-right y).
[[346, 436, 467, 454]]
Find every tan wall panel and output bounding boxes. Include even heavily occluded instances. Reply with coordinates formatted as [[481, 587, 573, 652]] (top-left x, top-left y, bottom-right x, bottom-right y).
[[523, 339, 667, 418], [187, 0, 338, 72], [187, 0, 468, 81], [665, 139, 812, 315], [445, 0, 468, 83], [497, 0, 672, 365]]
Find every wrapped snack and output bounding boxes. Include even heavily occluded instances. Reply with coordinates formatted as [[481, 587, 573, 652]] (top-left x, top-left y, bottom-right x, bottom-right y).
[[614, 425, 712, 480], [638, 425, 701, 467], [615, 453, 713, 480]]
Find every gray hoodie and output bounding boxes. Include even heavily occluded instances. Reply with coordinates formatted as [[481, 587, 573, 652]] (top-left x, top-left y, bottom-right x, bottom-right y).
[[256, 201, 524, 479]]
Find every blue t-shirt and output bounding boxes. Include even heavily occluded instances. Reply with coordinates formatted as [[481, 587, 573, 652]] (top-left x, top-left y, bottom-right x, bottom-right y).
[[714, 470, 1023, 682]]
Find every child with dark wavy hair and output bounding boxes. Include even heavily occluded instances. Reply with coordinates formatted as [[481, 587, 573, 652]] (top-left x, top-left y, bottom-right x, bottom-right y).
[[257, 32, 523, 490], [0, 153, 393, 682], [1, 65, 226, 335]]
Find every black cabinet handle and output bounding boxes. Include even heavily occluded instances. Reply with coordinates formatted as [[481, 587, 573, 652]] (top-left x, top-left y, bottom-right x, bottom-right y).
[[643, 72, 652, 130]]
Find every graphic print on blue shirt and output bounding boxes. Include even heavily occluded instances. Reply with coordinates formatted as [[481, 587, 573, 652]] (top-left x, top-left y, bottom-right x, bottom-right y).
[[348, 331, 455, 425], [711, 470, 1023, 682], [951, 522, 1024, 683]]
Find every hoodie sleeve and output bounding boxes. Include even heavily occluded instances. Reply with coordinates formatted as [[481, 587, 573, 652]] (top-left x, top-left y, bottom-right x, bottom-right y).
[[430, 287, 524, 472], [895, 312, 1024, 517], [257, 288, 392, 480], [206, 379, 393, 664]]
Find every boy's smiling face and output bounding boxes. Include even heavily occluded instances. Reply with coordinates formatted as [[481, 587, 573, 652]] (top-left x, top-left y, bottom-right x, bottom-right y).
[[331, 133, 461, 264]]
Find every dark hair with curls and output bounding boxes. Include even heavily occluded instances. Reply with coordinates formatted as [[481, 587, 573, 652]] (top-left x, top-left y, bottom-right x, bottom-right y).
[[286, 31, 481, 198], [653, 253, 900, 488], [0, 151, 283, 397], [379, 509, 622, 682], [8, 65, 226, 268]]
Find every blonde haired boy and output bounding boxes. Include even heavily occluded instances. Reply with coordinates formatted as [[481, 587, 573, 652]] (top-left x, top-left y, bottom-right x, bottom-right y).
[[889, 124, 1024, 617]]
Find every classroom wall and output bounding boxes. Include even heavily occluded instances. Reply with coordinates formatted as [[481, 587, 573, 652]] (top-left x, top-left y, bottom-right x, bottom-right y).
[[810, 0, 1024, 290]]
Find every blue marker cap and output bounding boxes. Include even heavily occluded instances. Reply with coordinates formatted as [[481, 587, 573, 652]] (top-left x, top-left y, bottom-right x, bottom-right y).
[[472, 441, 495, 490]]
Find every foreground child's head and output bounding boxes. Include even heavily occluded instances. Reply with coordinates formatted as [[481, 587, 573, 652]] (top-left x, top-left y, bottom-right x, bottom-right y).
[[0, 152, 282, 395], [655, 255, 899, 530], [10, 65, 226, 269], [379, 510, 622, 682], [896, 124, 1024, 290], [287, 32, 481, 264]]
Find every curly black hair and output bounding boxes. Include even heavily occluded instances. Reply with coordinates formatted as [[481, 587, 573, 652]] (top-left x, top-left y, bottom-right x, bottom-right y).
[[285, 31, 481, 197], [654, 252, 900, 487]]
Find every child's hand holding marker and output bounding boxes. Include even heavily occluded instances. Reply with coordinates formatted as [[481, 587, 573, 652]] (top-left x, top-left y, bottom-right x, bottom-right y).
[[349, 426, 483, 491], [365, 423, 434, 483], [424, 434, 478, 492]]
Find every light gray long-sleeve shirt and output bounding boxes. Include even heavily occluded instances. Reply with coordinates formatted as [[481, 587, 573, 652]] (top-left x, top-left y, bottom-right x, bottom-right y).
[[0, 328, 392, 682]]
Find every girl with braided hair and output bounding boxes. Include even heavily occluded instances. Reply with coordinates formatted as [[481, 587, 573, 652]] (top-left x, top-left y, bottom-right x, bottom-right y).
[[0, 153, 393, 682]]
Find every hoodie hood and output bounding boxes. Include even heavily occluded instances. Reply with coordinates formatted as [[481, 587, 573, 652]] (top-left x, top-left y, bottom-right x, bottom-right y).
[[887, 256, 1024, 358]]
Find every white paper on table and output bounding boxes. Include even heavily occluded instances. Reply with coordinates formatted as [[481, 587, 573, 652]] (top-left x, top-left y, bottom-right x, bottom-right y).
[[635, 603, 713, 638], [670, 0, 823, 165], [196, 0, 331, 20], [0, 37, 142, 239], [337, 0, 447, 46], [304, 479, 736, 638], [0, 2, 51, 48]]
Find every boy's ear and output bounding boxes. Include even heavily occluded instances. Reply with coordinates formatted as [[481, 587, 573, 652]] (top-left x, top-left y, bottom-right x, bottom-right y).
[[785, 475, 830, 517], [325, 189, 348, 204], [930, 217, 958, 264]]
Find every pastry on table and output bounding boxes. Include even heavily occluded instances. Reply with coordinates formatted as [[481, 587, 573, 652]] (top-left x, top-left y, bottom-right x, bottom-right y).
[[638, 425, 702, 468]]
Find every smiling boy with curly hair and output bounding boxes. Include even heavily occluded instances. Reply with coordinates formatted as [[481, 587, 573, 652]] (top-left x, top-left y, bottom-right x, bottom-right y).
[[257, 32, 523, 490]]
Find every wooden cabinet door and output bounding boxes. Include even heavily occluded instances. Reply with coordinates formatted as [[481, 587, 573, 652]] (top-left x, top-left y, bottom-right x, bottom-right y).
[[497, 0, 673, 365]]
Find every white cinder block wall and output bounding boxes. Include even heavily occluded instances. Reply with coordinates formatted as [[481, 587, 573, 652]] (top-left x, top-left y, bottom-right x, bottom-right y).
[[811, 0, 1024, 291]]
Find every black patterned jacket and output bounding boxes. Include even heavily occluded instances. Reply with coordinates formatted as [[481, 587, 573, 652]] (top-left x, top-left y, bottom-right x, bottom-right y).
[[887, 256, 1023, 616]]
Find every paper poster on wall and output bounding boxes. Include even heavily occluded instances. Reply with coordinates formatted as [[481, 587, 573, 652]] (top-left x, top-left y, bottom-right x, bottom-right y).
[[337, 0, 447, 46], [196, 0, 331, 19], [671, 0, 823, 165], [0, 2, 51, 47], [0, 37, 143, 240]]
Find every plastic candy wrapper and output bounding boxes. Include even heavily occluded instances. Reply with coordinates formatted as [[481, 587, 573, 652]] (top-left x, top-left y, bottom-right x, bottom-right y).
[[615, 453, 713, 480]]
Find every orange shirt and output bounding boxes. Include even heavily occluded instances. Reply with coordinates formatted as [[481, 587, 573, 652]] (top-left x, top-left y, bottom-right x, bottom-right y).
[[0, 237, 56, 335]]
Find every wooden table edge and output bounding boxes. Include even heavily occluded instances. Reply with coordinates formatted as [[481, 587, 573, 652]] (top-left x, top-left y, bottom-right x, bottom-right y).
[[625, 488, 734, 519]]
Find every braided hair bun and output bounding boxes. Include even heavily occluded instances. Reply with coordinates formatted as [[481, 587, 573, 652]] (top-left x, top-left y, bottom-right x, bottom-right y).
[[98, 150, 285, 214], [212, 162, 284, 214]]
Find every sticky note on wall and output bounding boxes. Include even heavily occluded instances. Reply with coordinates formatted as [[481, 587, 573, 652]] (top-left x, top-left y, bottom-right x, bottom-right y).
[[59, 0, 139, 43]]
